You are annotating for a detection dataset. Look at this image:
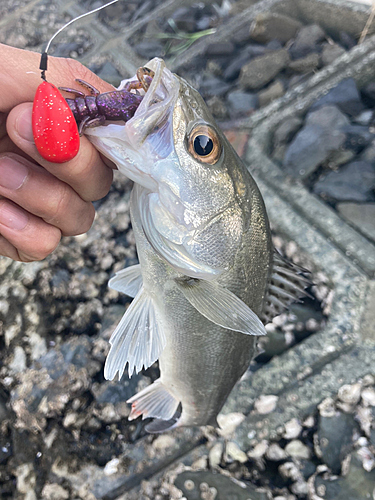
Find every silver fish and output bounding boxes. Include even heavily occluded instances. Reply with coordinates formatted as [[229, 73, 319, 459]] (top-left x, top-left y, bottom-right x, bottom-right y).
[[86, 59, 309, 432]]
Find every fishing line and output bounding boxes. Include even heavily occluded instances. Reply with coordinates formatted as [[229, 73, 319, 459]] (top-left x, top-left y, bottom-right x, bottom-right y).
[[40, 0, 120, 80]]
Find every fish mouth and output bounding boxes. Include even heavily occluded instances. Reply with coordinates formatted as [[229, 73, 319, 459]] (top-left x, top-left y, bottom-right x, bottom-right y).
[[85, 58, 180, 190]]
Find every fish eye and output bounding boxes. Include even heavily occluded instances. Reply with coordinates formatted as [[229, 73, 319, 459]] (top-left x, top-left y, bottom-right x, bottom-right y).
[[187, 124, 221, 165]]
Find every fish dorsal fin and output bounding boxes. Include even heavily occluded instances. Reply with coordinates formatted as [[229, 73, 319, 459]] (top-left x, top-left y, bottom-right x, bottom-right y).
[[104, 286, 166, 380], [108, 264, 143, 298], [261, 250, 313, 324], [175, 278, 266, 336], [127, 379, 179, 423]]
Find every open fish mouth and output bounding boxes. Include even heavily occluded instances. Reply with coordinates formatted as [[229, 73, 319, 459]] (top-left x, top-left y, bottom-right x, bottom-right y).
[[85, 58, 180, 189]]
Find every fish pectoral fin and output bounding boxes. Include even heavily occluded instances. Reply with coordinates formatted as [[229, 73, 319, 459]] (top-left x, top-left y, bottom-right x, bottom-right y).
[[127, 379, 180, 422], [104, 286, 166, 380], [176, 278, 266, 336], [108, 264, 143, 298]]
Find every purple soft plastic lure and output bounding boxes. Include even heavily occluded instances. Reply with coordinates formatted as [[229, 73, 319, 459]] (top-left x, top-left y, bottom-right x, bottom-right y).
[[59, 67, 154, 134]]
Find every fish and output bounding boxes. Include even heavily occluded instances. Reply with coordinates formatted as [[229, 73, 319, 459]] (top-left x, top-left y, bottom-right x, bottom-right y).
[[85, 58, 310, 432]]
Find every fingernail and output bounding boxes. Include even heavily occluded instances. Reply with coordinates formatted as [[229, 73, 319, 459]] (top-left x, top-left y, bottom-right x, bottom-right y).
[[0, 157, 28, 190], [16, 107, 34, 142], [0, 201, 29, 230]]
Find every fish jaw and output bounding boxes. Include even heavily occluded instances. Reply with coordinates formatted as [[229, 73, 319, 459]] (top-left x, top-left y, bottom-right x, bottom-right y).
[[85, 58, 180, 190]]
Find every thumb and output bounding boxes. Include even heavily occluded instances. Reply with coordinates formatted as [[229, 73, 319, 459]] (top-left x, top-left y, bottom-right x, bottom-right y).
[[0, 43, 115, 113]]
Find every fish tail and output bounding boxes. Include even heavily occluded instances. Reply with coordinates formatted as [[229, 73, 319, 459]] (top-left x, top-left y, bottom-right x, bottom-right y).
[[145, 410, 181, 433]]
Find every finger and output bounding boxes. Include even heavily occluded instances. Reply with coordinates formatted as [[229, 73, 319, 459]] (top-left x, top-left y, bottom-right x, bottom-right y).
[[7, 103, 114, 202], [0, 44, 115, 114], [0, 153, 95, 236], [0, 199, 61, 261]]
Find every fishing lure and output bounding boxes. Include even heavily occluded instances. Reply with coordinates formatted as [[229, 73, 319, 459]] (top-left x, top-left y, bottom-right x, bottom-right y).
[[59, 67, 154, 134], [32, 0, 120, 163]]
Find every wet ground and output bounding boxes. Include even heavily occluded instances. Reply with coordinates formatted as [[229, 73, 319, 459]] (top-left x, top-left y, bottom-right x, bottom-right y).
[[1, 0, 375, 499]]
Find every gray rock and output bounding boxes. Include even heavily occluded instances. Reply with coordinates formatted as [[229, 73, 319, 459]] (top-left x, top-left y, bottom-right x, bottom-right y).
[[337, 203, 375, 242], [305, 104, 350, 129], [361, 81, 375, 107], [231, 24, 252, 45], [223, 53, 252, 81], [93, 377, 141, 404], [9, 346, 26, 373], [310, 78, 364, 116], [174, 471, 268, 500], [51, 269, 70, 298], [361, 139, 375, 163], [239, 49, 290, 90], [60, 337, 91, 369], [258, 80, 285, 107], [99, 304, 125, 340], [53, 42, 80, 58], [289, 24, 326, 59], [274, 117, 303, 145], [288, 73, 310, 89], [313, 161, 375, 203], [339, 31, 356, 50], [170, 7, 196, 32], [199, 76, 231, 97], [370, 427, 375, 447], [265, 39, 283, 51], [71, 299, 104, 334], [285, 440, 311, 459], [249, 12, 303, 44], [11, 337, 94, 431], [0, 440, 11, 465], [354, 110, 374, 127], [205, 42, 235, 57], [300, 459, 317, 480], [325, 149, 355, 170], [226, 90, 258, 117], [273, 116, 303, 144], [271, 143, 287, 165], [317, 412, 355, 473], [223, 45, 265, 81], [289, 52, 319, 73], [283, 105, 349, 178], [342, 125, 375, 153], [283, 124, 339, 178], [207, 95, 228, 120], [133, 41, 164, 59], [256, 328, 288, 362], [321, 42, 346, 66], [314, 455, 375, 500]]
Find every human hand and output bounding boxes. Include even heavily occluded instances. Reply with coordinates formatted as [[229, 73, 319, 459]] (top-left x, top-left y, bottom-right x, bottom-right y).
[[0, 43, 115, 262]]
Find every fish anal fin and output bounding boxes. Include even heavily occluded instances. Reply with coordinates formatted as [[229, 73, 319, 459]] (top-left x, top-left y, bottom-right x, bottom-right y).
[[104, 286, 166, 380], [176, 278, 266, 336], [262, 249, 313, 324], [127, 379, 180, 422]]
